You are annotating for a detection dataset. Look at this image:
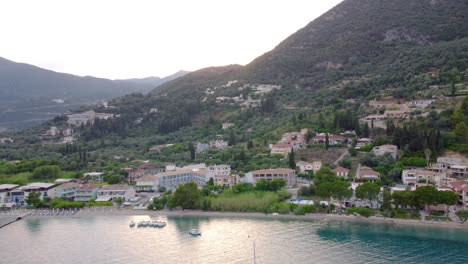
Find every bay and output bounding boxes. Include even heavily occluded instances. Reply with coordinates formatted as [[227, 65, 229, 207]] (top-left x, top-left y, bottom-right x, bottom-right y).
[[0, 215, 467, 264]]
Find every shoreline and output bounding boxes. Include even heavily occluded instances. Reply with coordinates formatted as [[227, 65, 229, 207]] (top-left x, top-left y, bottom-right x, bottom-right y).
[[2, 208, 467, 230]]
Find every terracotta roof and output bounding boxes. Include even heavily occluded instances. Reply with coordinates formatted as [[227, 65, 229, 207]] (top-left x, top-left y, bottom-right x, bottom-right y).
[[157, 168, 208, 177], [100, 184, 131, 191], [252, 168, 295, 174], [450, 180, 468, 192], [361, 169, 380, 176], [335, 166, 350, 173], [272, 143, 291, 148], [77, 184, 99, 190], [313, 135, 345, 140], [55, 182, 80, 189], [136, 175, 158, 182]]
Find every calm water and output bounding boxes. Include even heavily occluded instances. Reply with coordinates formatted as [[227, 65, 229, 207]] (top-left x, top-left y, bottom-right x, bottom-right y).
[[1, 215, 467, 264]]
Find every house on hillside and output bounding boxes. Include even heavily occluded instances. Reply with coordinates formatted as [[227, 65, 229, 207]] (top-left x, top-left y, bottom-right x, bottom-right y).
[[450, 180, 468, 209], [410, 100, 434, 108], [210, 140, 228, 150], [372, 144, 398, 159], [402, 169, 444, 187], [84, 172, 104, 183], [196, 142, 210, 154], [335, 166, 350, 179], [296, 160, 322, 173], [356, 138, 373, 149], [311, 133, 346, 146], [269, 143, 292, 157], [356, 166, 380, 182]]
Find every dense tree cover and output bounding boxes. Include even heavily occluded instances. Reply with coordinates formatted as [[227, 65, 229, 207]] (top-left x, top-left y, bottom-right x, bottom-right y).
[[32, 165, 61, 180], [355, 182, 380, 208], [173, 182, 202, 209], [25, 191, 41, 207], [255, 179, 286, 192]]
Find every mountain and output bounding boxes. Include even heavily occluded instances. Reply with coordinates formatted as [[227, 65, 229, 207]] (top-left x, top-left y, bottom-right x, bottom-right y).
[[0, 57, 186, 129], [154, 0, 468, 98], [114, 0, 466, 134], [117, 70, 189, 87]]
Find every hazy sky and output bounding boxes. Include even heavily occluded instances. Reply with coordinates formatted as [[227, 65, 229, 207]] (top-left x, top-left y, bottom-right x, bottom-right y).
[[0, 0, 342, 79]]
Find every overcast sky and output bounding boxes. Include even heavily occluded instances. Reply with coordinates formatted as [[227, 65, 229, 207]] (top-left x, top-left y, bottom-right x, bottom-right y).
[[0, 0, 342, 79]]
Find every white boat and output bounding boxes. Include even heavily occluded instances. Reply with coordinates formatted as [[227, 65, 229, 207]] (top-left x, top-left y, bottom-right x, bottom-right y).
[[189, 229, 201, 236], [156, 221, 166, 228], [129, 221, 135, 227]]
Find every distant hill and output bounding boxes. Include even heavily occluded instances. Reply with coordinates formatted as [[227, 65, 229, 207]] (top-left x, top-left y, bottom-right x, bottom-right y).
[[117, 70, 189, 87], [153, 0, 468, 99], [133, 0, 467, 133], [0, 57, 187, 129]]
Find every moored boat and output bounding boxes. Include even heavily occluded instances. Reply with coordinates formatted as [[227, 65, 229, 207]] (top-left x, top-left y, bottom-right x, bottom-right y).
[[129, 221, 135, 227], [189, 229, 201, 236]]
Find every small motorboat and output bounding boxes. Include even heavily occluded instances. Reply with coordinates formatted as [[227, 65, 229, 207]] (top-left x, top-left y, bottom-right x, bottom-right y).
[[129, 221, 135, 227], [137, 221, 143, 228], [189, 229, 201, 236], [156, 221, 167, 228], [142, 221, 149, 227]]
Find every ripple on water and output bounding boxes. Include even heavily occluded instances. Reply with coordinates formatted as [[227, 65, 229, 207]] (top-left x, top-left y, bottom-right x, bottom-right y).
[[0, 216, 467, 264]]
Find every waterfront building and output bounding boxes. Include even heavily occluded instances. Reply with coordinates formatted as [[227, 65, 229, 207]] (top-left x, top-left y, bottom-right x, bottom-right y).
[[97, 184, 136, 202], [53, 182, 80, 199], [74, 184, 99, 202], [251, 168, 297, 187], [0, 184, 19, 204], [135, 175, 159, 192]]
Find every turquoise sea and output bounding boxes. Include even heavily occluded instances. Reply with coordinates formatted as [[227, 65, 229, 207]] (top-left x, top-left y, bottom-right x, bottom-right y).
[[0, 215, 467, 264]]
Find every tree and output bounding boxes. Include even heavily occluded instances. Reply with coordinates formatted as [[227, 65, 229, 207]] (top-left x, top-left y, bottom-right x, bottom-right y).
[[415, 186, 438, 215], [25, 191, 41, 207], [207, 177, 214, 186], [381, 190, 392, 217], [173, 182, 201, 209], [316, 181, 335, 213], [247, 140, 254, 149], [32, 165, 61, 180], [270, 179, 286, 192], [333, 180, 353, 214], [397, 149, 404, 161], [228, 130, 237, 146], [424, 148, 432, 167], [437, 191, 458, 217], [362, 123, 370, 138], [188, 142, 195, 162], [456, 210, 468, 223], [115, 197, 123, 206], [314, 166, 337, 186], [356, 182, 380, 209], [288, 149, 296, 169], [325, 133, 330, 150]]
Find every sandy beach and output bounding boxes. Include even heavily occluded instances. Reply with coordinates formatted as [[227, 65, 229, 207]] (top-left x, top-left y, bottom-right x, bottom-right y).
[[2, 208, 467, 230]]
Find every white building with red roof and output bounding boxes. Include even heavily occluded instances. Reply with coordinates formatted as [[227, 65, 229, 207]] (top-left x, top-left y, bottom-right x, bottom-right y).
[[311, 133, 346, 146], [450, 180, 468, 209], [335, 166, 350, 179]]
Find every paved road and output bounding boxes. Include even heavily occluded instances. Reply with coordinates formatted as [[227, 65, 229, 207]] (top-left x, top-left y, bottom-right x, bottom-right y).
[[334, 149, 349, 165]]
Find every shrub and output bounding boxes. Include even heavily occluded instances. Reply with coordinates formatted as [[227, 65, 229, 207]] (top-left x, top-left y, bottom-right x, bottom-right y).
[[346, 207, 374, 218], [302, 205, 316, 213]]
